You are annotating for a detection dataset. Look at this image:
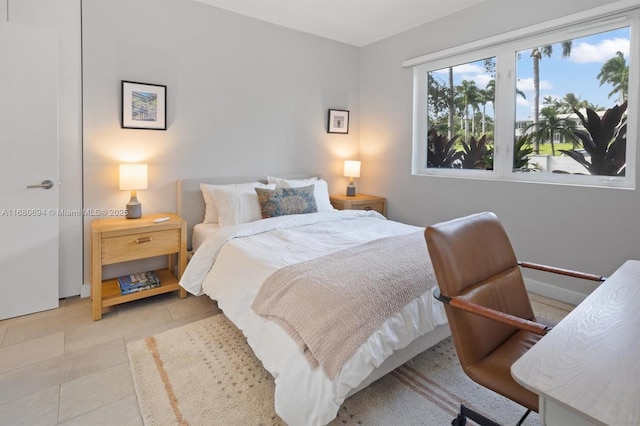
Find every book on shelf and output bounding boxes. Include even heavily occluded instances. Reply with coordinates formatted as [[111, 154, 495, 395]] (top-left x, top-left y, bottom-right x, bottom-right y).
[[118, 271, 161, 295]]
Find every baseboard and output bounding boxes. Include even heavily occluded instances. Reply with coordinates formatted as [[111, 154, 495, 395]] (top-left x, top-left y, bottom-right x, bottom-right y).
[[524, 278, 588, 306], [80, 283, 91, 298]]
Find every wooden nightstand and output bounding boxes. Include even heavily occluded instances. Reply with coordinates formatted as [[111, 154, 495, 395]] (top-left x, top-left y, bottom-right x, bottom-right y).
[[330, 194, 387, 216], [90, 213, 187, 320]]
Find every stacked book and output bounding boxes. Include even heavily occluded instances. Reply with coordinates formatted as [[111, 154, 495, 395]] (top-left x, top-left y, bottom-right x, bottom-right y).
[[118, 271, 161, 295]]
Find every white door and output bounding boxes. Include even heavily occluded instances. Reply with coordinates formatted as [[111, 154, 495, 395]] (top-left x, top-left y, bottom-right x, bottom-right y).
[[0, 22, 59, 319]]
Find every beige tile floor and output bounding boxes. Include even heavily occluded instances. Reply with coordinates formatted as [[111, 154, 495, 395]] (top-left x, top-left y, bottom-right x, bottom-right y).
[[0, 293, 221, 426], [0, 291, 572, 426]]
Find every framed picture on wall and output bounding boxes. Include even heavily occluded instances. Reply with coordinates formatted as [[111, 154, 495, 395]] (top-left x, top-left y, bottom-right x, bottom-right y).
[[327, 109, 349, 134], [121, 81, 167, 130]]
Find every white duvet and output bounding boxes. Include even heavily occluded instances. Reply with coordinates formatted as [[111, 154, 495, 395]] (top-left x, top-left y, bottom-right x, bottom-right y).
[[180, 210, 448, 425]]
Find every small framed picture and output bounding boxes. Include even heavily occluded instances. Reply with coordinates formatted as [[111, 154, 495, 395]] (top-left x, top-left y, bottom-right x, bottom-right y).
[[327, 109, 349, 134], [121, 81, 167, 130]]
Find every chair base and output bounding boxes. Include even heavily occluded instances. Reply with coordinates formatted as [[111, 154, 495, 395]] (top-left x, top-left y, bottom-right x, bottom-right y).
[[451, 404, 531, 426]]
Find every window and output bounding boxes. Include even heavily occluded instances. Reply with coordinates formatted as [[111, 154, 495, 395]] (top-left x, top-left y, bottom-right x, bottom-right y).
[[410, 9, 638, 188], [426, 58, 495, 171]]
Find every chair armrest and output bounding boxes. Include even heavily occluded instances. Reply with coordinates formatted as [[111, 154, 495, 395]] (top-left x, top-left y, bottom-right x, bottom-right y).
[[518, 261, 606, 282], [434, 289, 550, 336]]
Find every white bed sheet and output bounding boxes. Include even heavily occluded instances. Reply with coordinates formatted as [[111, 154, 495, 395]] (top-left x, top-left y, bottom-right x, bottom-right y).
[[180, 211, 448, 425], [191, 222, 221, 252]]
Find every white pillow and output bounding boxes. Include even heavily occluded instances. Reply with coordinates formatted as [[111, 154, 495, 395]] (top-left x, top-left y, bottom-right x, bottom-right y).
[[200, 182, 270, 223], [211, 184, 276, 226], [267, 176, 334, 213]]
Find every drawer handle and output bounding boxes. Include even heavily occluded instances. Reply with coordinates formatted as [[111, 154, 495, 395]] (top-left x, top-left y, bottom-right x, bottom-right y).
[[135, 237, 153, 243]]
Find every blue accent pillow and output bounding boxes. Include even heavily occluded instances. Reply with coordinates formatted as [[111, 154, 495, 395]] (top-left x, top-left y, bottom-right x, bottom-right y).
[[255, 185, 318, 218]]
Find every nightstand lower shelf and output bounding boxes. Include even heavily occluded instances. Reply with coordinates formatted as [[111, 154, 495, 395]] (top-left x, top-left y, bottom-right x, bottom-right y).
[[100, 268, 185, 308]]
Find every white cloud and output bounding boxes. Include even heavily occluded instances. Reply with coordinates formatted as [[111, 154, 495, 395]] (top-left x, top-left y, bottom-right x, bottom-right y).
[[570, 37, 629, 63], [433, 64, 493, 89], [517, 77, 552, 92], [516, 97, 529, 107], [452, 63, 486, 74], [517, 78, 534, 92], [454, 63, 493, 87], [468, 73, 493, 87]]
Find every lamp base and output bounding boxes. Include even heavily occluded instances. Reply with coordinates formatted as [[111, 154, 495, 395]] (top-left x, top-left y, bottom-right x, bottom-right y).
[[126, 202, 141, 219], [126, 194, 142, 219], [346, 185, 356, 197]]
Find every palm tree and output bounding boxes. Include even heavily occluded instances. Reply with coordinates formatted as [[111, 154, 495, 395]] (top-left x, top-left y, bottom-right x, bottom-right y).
[[478, 89, 489, 134], [525, 106, 576, 156], [427, 73, 451, 131], [530, 41, 572, 153], [448, 67, 455, 140], [597, 51, 628, 104], [479, 80, 496, 135], [554, 93, 600, 114], [562, 93, 583, 112], [543, 95, 558, 105], [458, 80, 480, 141], [470, 96, 481, 136]]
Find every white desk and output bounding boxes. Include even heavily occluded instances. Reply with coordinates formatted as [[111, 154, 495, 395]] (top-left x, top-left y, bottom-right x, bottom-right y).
[[511, 260, 640, 425]]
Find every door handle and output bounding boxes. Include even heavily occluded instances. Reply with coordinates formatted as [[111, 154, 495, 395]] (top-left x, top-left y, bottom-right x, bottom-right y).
[[27, 179, 54, 190]]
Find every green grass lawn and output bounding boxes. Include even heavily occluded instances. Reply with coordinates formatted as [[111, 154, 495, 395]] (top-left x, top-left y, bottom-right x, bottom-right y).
[[536, 142, 577, 156], [449, 138, 579, 157]]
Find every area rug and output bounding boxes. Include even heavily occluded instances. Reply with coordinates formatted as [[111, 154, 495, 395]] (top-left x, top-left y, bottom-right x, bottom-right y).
[[126, 310, 561, 426]]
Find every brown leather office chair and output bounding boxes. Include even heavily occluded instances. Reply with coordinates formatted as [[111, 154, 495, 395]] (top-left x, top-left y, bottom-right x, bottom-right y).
[[424, 212, 605, 426]]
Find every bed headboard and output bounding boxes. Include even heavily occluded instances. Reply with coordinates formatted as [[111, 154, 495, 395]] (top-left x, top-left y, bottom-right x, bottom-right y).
[[177, 174, 314, 250]]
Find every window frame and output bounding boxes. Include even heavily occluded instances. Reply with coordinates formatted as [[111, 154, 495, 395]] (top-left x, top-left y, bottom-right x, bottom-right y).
[[409, 9, 639, 189]]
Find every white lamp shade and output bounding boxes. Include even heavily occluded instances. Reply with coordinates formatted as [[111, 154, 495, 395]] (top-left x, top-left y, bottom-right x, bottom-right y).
[[119, 164, 148, 190], [343, 160, 361, 178]]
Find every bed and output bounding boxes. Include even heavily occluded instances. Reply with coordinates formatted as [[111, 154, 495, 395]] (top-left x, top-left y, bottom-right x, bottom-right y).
[[177, 176, 450, 425]]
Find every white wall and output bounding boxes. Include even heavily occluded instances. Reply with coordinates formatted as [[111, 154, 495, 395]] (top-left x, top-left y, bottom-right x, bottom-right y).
[[3, 0, 83, 298], [10, 0, 633, 300], [359, 0, 640, 303], [81, 0, 360, 284]]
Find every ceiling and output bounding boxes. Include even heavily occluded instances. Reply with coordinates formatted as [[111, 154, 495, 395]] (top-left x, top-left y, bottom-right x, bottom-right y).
[[194, 0, 487, 47]]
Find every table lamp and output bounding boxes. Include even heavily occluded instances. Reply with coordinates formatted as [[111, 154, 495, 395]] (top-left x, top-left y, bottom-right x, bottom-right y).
[[119, 163, 148, 219], [344, 160, 361, 197]]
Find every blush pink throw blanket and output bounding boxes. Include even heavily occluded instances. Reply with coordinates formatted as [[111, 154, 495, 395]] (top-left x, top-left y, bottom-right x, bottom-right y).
[[251, 231, 437, 379]]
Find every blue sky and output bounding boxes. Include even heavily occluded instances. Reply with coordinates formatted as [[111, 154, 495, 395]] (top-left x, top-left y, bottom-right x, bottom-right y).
[[515, 26, 630, 120], [432, 26, 630, 122]]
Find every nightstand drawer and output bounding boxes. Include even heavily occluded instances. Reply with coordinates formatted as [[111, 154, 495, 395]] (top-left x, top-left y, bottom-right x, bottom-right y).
[[349, 201, 385, 214], [330, 194, 387, 216], [102, 229, 180, 264]]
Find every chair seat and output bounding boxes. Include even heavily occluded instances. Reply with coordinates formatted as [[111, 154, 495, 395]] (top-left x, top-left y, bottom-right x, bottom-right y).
[[465, 316, 557, 412]]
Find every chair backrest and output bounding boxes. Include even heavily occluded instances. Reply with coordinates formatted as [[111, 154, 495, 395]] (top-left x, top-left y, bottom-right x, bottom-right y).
[[425, 212, 535, 370]]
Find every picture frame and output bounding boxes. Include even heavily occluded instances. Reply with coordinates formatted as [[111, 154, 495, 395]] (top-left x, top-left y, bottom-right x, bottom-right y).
[[121, 81, 167, 130], [327, 109, 349, 134]]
